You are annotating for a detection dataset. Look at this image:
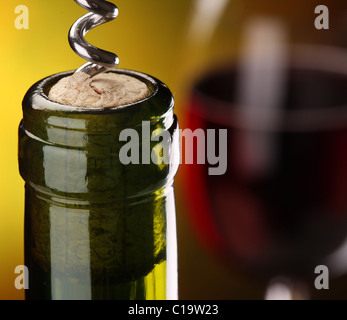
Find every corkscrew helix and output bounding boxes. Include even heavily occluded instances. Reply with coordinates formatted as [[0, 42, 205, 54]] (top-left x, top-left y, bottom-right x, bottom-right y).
[[69, 0, 119, 77]]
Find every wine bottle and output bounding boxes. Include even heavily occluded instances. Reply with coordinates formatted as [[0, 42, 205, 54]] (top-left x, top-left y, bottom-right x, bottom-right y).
[[18, 69, 179, 300]]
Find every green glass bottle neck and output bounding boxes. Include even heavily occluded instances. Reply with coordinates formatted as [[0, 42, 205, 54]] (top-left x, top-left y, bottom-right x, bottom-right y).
[[19, 69, 179, 201]]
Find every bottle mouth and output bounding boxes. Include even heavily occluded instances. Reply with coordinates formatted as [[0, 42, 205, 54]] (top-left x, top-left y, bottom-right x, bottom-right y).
[[22, 68, 175, 132], [193, 45, 347, 132], [21, 68, 175, 141], [36, 69, 158, 112]]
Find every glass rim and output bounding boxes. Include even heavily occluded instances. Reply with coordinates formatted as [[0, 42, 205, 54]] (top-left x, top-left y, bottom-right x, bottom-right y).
[[192, 44, 347, 132], [28, 68, 162, 113], [21, 68, 175, 133]]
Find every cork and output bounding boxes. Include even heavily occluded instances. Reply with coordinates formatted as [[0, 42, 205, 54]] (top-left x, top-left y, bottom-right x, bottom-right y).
[[48, 72, 150, 108]]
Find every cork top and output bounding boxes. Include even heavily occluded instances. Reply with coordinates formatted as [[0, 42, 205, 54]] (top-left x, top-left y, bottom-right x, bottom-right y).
[[48, 72, 150, 108]]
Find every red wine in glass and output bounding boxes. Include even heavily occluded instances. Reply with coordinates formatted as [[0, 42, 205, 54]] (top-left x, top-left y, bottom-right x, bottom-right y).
[[182, 46, 347, 298]]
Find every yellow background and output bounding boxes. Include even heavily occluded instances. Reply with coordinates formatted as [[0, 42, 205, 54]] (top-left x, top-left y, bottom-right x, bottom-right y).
[[1, 0, 246, 300]]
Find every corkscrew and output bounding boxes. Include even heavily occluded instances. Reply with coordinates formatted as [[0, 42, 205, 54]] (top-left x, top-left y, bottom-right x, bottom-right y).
[[69, 0, 119, 77]]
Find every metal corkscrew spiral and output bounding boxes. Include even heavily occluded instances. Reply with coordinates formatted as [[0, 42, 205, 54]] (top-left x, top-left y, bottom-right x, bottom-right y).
[[69, 0, 119, 77]]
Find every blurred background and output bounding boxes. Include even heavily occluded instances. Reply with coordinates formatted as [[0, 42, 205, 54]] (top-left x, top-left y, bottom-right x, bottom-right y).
[[2, 0, 347, 299]]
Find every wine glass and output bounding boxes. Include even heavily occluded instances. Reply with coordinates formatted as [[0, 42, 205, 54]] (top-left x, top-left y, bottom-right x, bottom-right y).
[[177, 0, 347, 299]]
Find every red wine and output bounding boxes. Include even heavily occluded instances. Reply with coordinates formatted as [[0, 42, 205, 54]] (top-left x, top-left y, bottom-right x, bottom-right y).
[[183, 62, 347, 280]]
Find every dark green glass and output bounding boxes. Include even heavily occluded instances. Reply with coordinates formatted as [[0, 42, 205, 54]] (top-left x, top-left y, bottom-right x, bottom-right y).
[[18, 69, 179, 300]]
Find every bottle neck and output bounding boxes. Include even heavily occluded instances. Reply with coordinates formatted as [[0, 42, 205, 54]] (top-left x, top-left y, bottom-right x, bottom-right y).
[[19, 69, 179, 200]]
